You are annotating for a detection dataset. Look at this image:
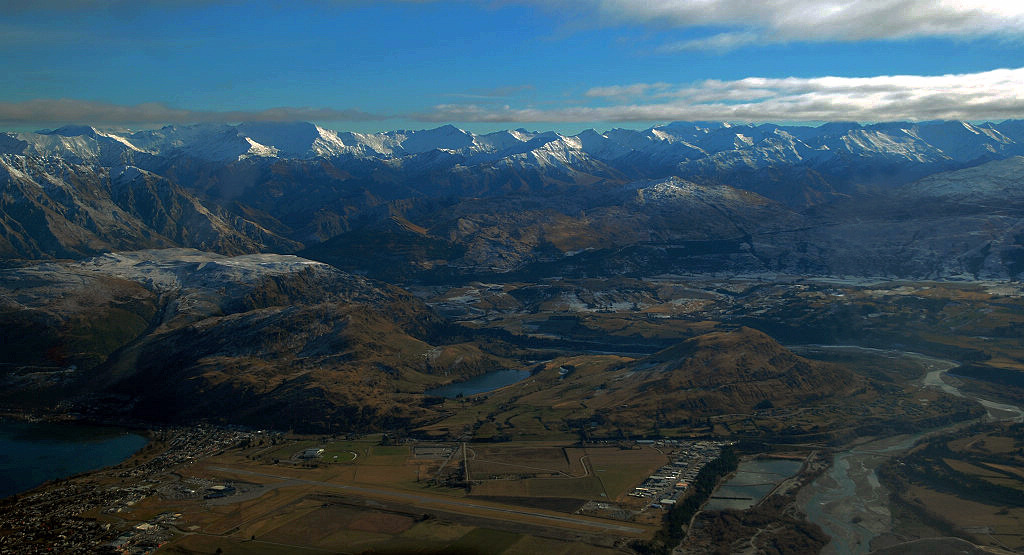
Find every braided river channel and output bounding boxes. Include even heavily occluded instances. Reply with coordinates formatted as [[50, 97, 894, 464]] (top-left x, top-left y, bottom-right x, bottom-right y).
[[791, 346, 1023, 554]]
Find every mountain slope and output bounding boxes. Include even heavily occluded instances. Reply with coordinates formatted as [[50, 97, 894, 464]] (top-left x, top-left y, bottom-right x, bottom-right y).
[[0, 249, 514, 431], [0, 155, 299, 259], [790, 156, 1024, 279], [299, 176, 802, 279], [473, 327, 862, 436]]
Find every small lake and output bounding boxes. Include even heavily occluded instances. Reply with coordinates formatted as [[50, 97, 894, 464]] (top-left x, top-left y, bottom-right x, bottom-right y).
[[0, 420, 148, 499], [705, 458, 803, 511], [424, 369, 531, 398]]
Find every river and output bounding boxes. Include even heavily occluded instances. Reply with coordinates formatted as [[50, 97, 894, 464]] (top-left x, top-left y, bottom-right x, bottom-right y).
[[0, 419, 148, 500], [793, 346, 1024, 554]]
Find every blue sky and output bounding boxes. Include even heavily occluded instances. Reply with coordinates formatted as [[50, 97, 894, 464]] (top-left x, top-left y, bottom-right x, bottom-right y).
[[2, 0, 1024, 133]]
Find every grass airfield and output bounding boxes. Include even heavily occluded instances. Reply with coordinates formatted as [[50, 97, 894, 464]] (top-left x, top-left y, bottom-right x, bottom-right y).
[[131, 436, 667, 553]]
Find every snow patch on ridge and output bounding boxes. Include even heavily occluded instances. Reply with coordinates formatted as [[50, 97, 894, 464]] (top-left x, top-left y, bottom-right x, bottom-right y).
[[79, 249, 330, 292], [241, 137, 279, 159]]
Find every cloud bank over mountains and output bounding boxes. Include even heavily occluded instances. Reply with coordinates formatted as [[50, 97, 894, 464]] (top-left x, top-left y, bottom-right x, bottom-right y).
[[549, 67, 1024, 123], [5, 66, 1023, 127]]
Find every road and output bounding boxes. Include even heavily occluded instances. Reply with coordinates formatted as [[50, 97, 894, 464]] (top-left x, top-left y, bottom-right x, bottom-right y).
[[208, 466, 648, 535]]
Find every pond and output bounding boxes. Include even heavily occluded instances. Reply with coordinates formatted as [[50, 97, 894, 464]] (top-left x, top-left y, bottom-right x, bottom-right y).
[[424, 369, 531, 398], [705, 457, 803, 511]]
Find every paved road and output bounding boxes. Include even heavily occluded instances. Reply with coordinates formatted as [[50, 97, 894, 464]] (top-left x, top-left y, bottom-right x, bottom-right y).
[[209, 466, 647, 535]]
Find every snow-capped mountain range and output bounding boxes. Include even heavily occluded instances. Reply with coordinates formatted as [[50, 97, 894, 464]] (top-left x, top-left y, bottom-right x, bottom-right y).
[[3, 120, 1024, 280], [4, 119, 1021, 210], [4, 119, 1021, 169]]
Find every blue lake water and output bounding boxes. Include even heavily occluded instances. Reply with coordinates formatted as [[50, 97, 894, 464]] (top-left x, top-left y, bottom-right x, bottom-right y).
[[424, 369, 531, 398], [0, 420, 148, 499]]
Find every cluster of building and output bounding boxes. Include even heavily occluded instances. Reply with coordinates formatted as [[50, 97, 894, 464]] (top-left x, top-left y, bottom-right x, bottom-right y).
[[108, 514, 177, 554], [629, 440, 730, 509], [0, 426, 262, 554], [0, 481, 134, 554], [116, 426, 263, 480]]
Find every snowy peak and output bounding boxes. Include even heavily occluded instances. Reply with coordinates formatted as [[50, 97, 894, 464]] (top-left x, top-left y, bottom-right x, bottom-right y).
[[236, 121, 322, 156], [232, 121, 349, 158], [110, 164, 146, 183], [241, 137, 279, 159], [397, 124, 475, 154], [1, 127, 147, 165], [3, 119, 1024, 185], [40, 124, 100, 137], [124, 123, 251, 161], [79, 248, 330, 293], [627, 176, 773, 211], [822, 128, 934, 161], [902, 155, 1024, 201], [472, 128, 535, 152], [333, 124, 478, 158], [911, 121, 1016, 162]]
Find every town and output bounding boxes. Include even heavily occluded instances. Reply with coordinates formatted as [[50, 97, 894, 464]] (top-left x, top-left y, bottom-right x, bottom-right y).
[[628, 440, 730, 510], [0, 426, 744, 554]]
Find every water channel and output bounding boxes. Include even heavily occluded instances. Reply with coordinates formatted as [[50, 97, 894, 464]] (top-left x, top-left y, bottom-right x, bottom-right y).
[[792, 345, 1024, 554]]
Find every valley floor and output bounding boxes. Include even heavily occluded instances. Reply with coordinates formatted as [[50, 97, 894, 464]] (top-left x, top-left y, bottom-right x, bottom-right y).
[[3, 277, 1024, 553]]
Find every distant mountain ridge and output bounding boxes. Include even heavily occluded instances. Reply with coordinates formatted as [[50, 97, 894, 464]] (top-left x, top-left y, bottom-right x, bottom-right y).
[[3, 120, 1024, 281], [5, 119, 1021, 209], [10, 119, 1020, 166]]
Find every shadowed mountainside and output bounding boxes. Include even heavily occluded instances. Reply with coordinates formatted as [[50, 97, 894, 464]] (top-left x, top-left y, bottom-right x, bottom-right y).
[[0, 249, 515, 431]]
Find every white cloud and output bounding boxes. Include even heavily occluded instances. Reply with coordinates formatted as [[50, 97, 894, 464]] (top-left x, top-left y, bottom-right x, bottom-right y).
[[657, 32, 761, 53], [6, 70, 1023, 128], [403, 0, 1024, 53], [586, 0, 1024, 43], [9, 0, 1022, 54], [22, 1, 1021, 43], [418, 67, 1024, 123], [585, 82, 671, 98]]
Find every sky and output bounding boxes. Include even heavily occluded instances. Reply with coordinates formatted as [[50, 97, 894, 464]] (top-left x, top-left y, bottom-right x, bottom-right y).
[[2, 0, 1024, 134]]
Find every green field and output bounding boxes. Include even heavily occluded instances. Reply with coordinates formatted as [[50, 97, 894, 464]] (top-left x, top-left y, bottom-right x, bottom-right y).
[[586, 447, 668, 499], [445, 528, 522, 554]]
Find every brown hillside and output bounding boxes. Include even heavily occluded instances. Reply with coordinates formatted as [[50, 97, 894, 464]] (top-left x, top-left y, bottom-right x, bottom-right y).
[[600, 327, 861, 428]]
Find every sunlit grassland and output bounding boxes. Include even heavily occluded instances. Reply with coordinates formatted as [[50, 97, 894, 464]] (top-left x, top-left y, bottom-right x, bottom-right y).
[[585, 446, 668, 500]]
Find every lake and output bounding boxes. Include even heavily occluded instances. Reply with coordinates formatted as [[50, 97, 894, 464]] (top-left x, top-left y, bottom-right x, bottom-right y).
[[424, 369, 531, 398], [0, 419, 148, 499]]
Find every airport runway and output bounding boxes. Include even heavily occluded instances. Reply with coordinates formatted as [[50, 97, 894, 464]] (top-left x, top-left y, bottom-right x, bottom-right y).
[[209, 466, 648, 536]]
